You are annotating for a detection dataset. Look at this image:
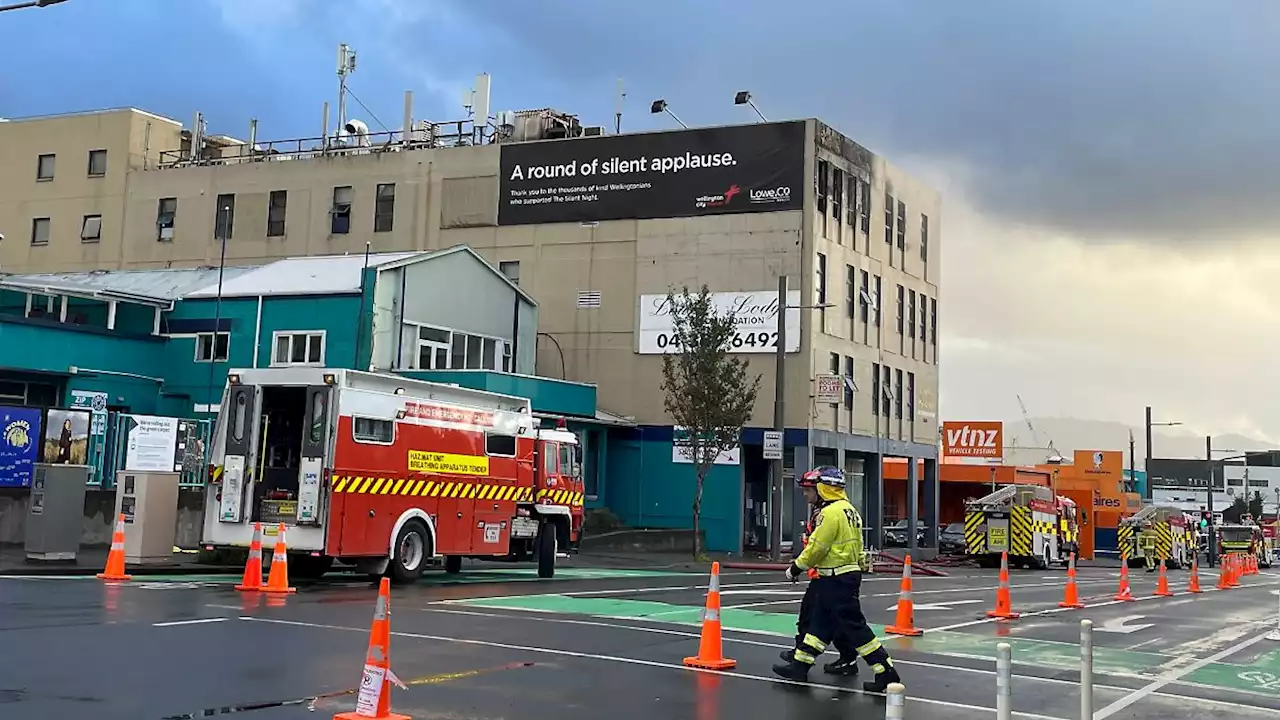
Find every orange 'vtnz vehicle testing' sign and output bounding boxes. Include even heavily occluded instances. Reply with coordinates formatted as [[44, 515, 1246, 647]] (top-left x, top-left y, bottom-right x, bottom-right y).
[[941, 421, 1004, 459]]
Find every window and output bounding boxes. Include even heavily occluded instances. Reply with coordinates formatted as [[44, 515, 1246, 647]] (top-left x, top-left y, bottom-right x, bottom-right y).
[[920, 296, 929, 350], [907, 372, 916, 422], [881, 366, 891, 417], [895, 284, 905, 335], [860, 181, 871, 234], [832, 167, 844, 220], [884, 192, 894, 245], [416, 325, 450, 370], [272, 331, 325, 366], [157, 197, 176, 241], [486, 433, 517, 457], [908, 290, 916, 339], [36, 153, 54, 181], [267, 190, 287, 237], [871, 364, 880, 416], [816, 252, 827, 307], [309, 392, 327, 444], [87, 149, 107, 177], [844, 356, 855, 410], [30, 217, 50, 246], [502, 341, 513, 372], [873, 275, 882, 327], [331, 186, 353, 234], [194, 332, 229, 362], [929, 298, 937, 346], [846, 175, 858, 227], [353, 417, 394, 444], [560, 443, 578, 477], [921, 214, 929, 262], [232, 391, 247, 442], [1248, 478, 1268, 488], [544, 443, 559, 475], [215, 194, 235, 240], [896, 200, 906, 249], [858, 271, 870, 322], [1227, 478, 1244, 487], [894, 368, 904, 419], [427, 326, 505, 370], [830, 352, 840, 376], [499, 261, 520, 285], [816, 160, 829, 214], [845, 265, 855, 318], [80, 214, 102, 243], [374, 183, 395, 232]]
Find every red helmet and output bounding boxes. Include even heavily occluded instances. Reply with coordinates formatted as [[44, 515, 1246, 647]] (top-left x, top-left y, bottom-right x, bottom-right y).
[[799, 465, 845, 488]]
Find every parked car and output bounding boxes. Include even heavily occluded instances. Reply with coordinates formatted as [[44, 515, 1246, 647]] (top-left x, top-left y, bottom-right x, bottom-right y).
[[940, 522, 966, 553], [885, 519, 927, 547]]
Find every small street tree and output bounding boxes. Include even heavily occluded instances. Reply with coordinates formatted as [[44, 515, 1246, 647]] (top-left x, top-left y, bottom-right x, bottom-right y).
[[660, 285, 761, 558], [1224, 497, 1248, 524], [1248, 491, 1265, 518]]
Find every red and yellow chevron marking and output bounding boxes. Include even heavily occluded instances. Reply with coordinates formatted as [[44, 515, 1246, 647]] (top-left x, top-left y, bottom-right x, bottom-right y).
[[536, 488, 585, 506], [211, 465, 224, 482], [331, 476, 533, 502]]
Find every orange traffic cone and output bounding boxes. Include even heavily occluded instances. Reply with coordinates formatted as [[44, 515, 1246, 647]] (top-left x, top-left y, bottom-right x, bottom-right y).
[[1187, 556, 1202, 594], [684, 562, 736, 669], [986, 551, 1021, 619], [1154, 559, 1174, 597], [1249, 555, 1259, 576], [1058, 553, 1085, 609], [1228, 555, 1242, 588], [263, 523, 296, 594], [1114, 562, 1134, 602], [886, 554, 923, 636], [235, 522, 264, 592], [1217, 556, 1232, 590], [334, 577, 410, 720], [96, 513, 132, 581]]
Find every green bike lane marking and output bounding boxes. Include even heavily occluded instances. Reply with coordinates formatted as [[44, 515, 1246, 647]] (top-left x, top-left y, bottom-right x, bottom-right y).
[[454, 594, 1280, 697]]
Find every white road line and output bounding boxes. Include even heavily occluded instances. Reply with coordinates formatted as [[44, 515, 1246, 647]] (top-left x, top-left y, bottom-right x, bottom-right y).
[[406, 606, 1275, 711], [240, 615, 1066, 720], [1093, 630, 1273, 720], [152, 617, 230, 627]]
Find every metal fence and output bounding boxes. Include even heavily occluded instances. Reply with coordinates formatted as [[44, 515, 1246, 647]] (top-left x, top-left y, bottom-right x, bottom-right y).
[[87, 413, 212, 490]]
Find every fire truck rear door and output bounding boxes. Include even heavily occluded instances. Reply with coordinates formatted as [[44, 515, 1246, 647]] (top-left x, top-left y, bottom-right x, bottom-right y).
[[296, 385, 331, 525], [218, 383, 261, 524]]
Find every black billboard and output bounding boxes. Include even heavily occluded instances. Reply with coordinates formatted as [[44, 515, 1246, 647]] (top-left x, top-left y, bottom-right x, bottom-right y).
[[497, 121, 806, 226], [1148, 457, 1224, 490]]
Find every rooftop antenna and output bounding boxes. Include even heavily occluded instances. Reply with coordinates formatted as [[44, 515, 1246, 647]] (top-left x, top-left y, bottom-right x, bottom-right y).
[[336, 43, 357, 140], [615, 78, 625, 134], [471, 73, 491, 144]]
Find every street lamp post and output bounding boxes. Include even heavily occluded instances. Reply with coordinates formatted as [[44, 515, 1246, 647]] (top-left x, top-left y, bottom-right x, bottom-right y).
[[768, 275, 833, 562], [1143, 406, 1181, 499]]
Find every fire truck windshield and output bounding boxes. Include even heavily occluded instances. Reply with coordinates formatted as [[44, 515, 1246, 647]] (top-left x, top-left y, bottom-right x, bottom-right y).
[[1220, 527, 1254, 543]]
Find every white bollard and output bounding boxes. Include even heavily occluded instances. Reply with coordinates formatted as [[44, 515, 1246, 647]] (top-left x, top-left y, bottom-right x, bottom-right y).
[[1268, 592, 1280, 641], [885, 682, 906, 720], [996, 642, 1012, 720], [1081, 619, 1094, 720]]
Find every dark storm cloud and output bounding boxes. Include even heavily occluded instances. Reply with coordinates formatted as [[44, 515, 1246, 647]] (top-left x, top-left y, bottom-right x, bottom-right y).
[[450, 0, 1280, 242]]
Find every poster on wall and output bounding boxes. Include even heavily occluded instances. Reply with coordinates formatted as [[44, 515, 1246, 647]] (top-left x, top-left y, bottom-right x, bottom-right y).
[[123, 414, 181, 473], [672, 426, 741, 466], [498, 121, 806, 225], [42, 408, 91, 465], [638, 290, 801, 354], [0, 406, 42, 488]]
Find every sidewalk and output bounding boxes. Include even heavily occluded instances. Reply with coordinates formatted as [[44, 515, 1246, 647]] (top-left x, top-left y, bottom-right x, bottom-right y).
[[0, 545, 240, 576]]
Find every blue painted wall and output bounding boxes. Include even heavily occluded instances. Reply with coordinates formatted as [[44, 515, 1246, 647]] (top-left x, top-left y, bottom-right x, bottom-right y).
[[603, 425, 743, 553]]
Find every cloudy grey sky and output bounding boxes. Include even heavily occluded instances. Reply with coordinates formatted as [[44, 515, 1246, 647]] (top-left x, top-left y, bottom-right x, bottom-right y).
[[10, 0, 1280, 440]]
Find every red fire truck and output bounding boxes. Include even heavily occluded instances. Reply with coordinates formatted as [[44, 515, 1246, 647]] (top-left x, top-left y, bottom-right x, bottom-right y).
[[200, 368, 584, 582]]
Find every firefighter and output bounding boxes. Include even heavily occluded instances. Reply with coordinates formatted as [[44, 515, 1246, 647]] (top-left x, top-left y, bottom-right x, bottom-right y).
[[772, 466, 901, 692], [1139, 521, 1158, 572], [777, 472, 859, 677]]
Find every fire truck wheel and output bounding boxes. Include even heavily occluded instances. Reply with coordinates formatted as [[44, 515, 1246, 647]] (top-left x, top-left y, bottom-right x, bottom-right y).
[[537, 520, 558, 579], [390, 520, 430, 584], [444, 556, 463, 574]]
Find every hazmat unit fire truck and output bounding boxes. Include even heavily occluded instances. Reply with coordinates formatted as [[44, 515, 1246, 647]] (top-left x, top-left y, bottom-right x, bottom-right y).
[[1118, 505, 1194, 569], [964, 484, 1079, 569], [200, 368, 584, 582], [1217, 515, 1274, 568]]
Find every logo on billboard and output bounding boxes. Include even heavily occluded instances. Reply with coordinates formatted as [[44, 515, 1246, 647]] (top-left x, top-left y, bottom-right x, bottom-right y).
[[941, 421, 1003, 459], [694, 185, 742, 209], [749, 186, 792, 204]]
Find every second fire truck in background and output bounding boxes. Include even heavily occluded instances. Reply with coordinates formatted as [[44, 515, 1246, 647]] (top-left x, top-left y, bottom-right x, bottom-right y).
[[965, 484, 1080, 568]]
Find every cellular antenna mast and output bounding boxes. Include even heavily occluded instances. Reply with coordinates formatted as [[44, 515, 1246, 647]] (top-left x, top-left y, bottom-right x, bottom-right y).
[[336, 43, 357, 137], [615, 78, 625, 134]]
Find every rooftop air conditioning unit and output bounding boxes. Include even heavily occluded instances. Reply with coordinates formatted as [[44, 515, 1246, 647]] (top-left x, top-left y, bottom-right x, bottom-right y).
[[581, 126, 605, 137]]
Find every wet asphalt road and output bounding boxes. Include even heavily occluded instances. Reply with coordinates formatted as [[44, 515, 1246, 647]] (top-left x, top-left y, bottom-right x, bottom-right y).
[[2, 562, 1279, 719]]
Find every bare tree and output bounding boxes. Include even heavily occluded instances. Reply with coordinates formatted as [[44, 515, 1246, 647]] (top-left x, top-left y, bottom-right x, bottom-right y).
[[660, 285, 761, 557]]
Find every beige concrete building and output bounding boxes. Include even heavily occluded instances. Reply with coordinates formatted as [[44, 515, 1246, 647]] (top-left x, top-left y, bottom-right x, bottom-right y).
[[0, 105, 943, 548]]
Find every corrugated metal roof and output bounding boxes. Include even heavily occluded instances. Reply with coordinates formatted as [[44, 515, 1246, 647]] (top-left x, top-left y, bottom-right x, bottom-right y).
[[184, 252, 423, 298], [3, 266, 256, 302]]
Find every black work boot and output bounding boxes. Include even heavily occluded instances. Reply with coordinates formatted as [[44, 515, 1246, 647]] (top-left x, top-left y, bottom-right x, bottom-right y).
[[823, 655, 860, 676], [779, 649, 795, 662], [771, 657, 812, 682], [860, 649, 901, 692]]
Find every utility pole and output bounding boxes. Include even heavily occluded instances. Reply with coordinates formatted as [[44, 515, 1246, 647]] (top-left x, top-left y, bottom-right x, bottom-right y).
[[1128, 430, 1137, 493], [1144, 406, 1153, 500], [769, 274, 786, 562], [1206, 435, 1217, 567]]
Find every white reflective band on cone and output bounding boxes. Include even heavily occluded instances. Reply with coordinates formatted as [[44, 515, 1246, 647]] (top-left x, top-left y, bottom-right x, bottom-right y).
[[703, 608, 719, 622], [709, 573, 720, 592]]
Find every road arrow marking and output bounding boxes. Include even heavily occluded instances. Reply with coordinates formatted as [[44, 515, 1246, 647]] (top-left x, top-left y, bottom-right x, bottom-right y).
[[885, 599, 984, 611], [1095, 615, 1154, 634]]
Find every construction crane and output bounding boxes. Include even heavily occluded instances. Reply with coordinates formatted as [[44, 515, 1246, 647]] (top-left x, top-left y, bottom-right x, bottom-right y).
[[1017, 394, 1063, 463]]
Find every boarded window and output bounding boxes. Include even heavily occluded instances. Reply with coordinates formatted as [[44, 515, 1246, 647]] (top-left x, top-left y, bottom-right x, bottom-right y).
[[440, 176, 498, 228]]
